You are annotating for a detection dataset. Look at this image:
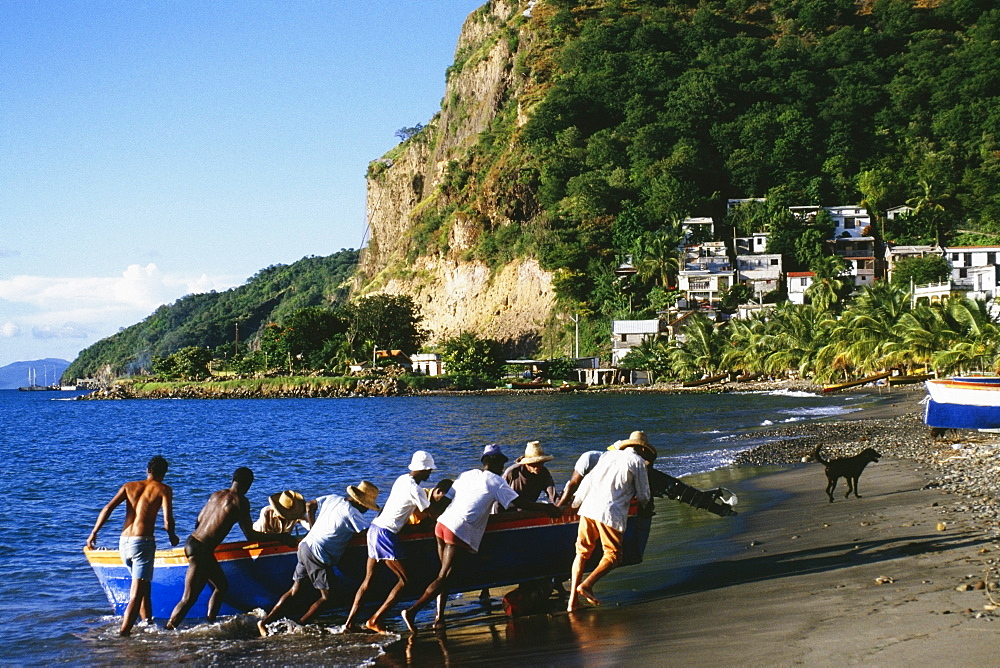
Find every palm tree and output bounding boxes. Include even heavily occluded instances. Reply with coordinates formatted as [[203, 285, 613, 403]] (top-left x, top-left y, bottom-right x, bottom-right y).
[[805, 255, 849, 312], [670, 313, 727, 378], [635, 222, 684, 289]]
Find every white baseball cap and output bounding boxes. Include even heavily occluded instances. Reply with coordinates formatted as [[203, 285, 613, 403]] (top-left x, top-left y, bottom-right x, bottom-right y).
[[408, 450, 436, 472]]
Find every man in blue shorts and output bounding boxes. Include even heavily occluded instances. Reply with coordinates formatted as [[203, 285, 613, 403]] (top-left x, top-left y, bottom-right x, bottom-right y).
[[86, 455, 180, 636], [345, 450, 448, 633]]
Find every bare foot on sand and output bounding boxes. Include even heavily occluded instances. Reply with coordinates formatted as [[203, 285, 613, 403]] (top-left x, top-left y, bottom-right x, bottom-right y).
[[364, 620, 388, 633], [257, 620, 269, 637], [576, 586, 601, 607], [401, 609, 416, 633], [432, 617, 447, 631]]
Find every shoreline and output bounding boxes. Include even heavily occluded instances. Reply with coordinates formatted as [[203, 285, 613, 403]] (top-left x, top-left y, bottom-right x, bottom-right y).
[[378, 386, 1000, 665]]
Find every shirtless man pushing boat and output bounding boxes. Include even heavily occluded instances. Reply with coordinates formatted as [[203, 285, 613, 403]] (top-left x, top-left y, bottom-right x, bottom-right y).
[[86, 455, 179, 636], [166, 467, 296, 629]]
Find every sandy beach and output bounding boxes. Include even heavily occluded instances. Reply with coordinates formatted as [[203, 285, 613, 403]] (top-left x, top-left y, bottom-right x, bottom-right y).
[[378, 387, 1000, 665]]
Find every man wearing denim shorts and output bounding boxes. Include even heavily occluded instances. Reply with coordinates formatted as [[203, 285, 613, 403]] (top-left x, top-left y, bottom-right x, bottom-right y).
[[86, 455, 180, 636]]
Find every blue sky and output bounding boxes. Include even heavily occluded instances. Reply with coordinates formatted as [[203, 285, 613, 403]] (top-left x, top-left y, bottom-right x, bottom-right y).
[[0, 0, 483, 367]]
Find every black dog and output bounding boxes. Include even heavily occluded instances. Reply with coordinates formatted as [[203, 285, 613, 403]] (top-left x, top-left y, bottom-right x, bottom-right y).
[[805, 445, 880, 502]]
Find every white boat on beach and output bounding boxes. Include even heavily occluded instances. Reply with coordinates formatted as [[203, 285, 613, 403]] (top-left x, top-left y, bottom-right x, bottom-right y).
[[923, 378, 1000, 429], [924, 378, 1000, 406]]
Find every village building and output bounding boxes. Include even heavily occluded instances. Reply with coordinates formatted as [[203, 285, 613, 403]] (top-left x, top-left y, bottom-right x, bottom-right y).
[[677, 241, 734, 309], [734, 232, 770, 255], [882, 244, 940, 283], [736, 253, 783, 300], [941, 245, 1000, 301], [786, 271, 815, 305], [410, 353, 443, 376], [824, 206, 876, 288], [681, 216, 715, 242], [611, 319, 664, 366]]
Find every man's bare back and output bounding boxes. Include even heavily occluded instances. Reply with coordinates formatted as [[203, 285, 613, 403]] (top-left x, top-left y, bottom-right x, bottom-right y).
[[120, 479, 173, 538], [190, 489, 250, 550]]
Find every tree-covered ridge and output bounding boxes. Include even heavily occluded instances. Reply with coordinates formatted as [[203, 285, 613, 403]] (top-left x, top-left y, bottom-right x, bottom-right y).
[[406, 0, 999, 318], [64, 250, 359, 381]]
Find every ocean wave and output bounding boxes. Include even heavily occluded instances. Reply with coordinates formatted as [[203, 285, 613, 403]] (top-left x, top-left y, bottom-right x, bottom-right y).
[[777, 405, 862, 418], [761, 419, 774, 426]]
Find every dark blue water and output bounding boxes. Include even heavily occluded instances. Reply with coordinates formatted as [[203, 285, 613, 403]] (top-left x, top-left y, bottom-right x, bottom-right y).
[[0, 388, 864, 665]]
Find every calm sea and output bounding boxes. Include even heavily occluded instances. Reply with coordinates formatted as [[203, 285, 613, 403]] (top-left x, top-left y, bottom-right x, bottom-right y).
[[0, 388, 866, 665]]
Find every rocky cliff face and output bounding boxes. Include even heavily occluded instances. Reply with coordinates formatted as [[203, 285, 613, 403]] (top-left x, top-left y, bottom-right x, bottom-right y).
[[356, 1, 555, 353]]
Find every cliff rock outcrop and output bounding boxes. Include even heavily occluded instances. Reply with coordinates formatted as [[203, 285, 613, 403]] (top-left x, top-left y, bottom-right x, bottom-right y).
[[356, 1, 555, 352]]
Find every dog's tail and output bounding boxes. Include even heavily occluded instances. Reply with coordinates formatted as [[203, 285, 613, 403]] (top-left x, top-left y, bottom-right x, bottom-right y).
[[803, 445, 829, 464]]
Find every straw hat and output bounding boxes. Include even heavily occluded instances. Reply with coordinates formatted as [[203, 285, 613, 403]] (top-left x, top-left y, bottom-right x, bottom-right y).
[[408, 450, 436, 472], [517, 440, 554, 465], [268, 490, 306, 520], [617, 430, 658, 462], [481, 443, 508, 462], [346, 480, 381, 511]]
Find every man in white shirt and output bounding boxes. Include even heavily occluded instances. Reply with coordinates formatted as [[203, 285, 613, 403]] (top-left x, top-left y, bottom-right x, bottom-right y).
[[402, 444, 561, 633], [257, 481, 380, 636], [567, 431, 654, 612], [345, 451, 444, 633]]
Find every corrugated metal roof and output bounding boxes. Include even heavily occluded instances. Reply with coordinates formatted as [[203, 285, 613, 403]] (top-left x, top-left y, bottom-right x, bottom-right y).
[[612, 319, 660, 335]]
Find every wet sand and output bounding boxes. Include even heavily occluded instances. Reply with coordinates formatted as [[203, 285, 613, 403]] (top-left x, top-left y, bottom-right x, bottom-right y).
[[379, 387, 1000, 665]]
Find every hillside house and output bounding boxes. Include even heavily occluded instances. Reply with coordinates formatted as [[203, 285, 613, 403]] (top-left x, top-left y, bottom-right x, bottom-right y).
[[883, 244, 940, 283], [410, 353, 443, 376], [611, 319, 665, 365], [734, 232, 770, 255], [736, 253, 782, 298], [886, 205, 914, 220], [787, 271, 815, 305], [829, 235, 877, 287], [681, 216, 715, 242], [678, 241, 734, 308], [942, 245, 1000, 300]]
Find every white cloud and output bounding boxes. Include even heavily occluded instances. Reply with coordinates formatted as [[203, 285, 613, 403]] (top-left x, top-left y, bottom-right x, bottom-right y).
[[32, 323, 89, 339], [0, 264, 238, 315], [0, 322, 19, 338]]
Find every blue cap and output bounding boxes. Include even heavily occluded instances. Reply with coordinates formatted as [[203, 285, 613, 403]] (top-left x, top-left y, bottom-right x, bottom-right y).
[[481, 444, 508, 461]]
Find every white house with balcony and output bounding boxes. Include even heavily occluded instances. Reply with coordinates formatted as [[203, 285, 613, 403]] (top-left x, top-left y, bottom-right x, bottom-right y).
[[942, 245, 1000, 300], [678, 242, 734, 307], [826, 206, 872, 237], [787, 271, 815, 305]]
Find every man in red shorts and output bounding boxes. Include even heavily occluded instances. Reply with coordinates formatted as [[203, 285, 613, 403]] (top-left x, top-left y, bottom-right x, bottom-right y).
[[401, 444, 560, 633]]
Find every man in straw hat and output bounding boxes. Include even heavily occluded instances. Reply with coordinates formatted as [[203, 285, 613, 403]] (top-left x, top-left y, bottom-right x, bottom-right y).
[[567, 431, 654, 612], [345, 450, 447, 633], [402, 445, 561, 633], [258, 480, 380, 636], [253, 489, 311, 534], [503, 440, 557, 506], [167, 467, 296, 630]]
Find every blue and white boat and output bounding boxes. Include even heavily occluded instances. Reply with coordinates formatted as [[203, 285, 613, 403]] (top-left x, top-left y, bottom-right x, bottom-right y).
[[924, 378, 1000, 429]]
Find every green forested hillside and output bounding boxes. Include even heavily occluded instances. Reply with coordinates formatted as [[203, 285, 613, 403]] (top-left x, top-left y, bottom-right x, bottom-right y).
[[414, 0, 999, 318], [64, 250, 358, 380]]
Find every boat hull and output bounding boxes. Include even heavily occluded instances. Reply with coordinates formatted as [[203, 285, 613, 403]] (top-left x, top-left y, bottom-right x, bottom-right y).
[[924, 398, 1000, 430], [85, 510, 651, 619]]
